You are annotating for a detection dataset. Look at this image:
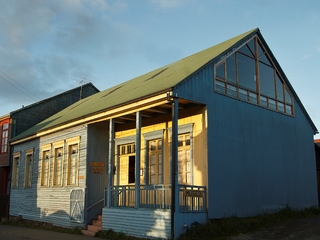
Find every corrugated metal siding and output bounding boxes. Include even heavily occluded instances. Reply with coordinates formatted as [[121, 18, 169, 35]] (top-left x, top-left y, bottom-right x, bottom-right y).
[[175, 62, 318, 219], [86, 123, 109, 224], [10, 125, 87, 228], [102, 208, 171, 239]]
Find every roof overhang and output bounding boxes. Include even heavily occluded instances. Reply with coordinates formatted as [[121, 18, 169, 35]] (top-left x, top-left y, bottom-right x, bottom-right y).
[[11, 91, 203, 145]]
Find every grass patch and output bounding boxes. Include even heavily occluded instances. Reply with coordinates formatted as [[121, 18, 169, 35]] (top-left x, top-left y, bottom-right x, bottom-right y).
[[177, 207, 320, 240], [2, 207, 320, 240], [0, 217, 82, 235]]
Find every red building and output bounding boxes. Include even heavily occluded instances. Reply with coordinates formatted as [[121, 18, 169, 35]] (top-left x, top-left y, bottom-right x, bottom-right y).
[[0, 115, 11, 219]]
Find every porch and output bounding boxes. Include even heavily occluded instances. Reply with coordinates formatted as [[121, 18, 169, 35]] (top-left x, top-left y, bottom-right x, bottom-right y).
[[95, 93, 208, 238]]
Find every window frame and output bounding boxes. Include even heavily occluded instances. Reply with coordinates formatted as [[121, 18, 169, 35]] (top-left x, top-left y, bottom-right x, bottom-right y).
[[1, 123, 9, 153], [143, 130, 165, 185], [177, 133, 192, 185], [169, 124, 194, 185], [12, 152, 21, 188], [53, 140, 64, 187], [40, 144, 51, 187], [66, 136, 80, 186], [214, 35, 294, 116], [24, 148, 34, 188]]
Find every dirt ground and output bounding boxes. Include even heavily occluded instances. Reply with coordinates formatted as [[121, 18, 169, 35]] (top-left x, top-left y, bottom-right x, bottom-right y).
[[229, 216, 320, 240]]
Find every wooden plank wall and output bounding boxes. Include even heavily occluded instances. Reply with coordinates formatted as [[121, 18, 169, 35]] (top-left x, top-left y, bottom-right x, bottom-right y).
[[10, 125, 87, 228]]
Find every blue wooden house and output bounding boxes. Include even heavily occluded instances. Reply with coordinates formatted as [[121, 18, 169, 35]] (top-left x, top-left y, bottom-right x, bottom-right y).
[[9, 28, 318, 239]]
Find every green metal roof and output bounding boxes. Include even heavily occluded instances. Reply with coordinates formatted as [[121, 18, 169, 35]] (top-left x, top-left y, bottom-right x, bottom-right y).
[[12, 28, 258, 141]]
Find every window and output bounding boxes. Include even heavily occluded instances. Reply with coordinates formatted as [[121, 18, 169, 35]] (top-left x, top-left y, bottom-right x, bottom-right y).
[[148, 139, 163, 184], [178, 133, 191, 185], [68, 144, 79, 185], [120, 143, 135, 155], [66, 136, 80, 186], [142, 130, 165, 186], [24, 149, 34, 188], [41, 149, 50, 187], [12, 153, 20, 188], [169, 124, 193, 185], [53, 140, 64, 187], [1, 123, 9, 153], [214, 36, 294, 116], [53, 147, 63, 186]]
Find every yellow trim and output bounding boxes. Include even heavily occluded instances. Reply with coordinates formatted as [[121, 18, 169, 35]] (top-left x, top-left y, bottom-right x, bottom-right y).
[[41, 144, 51, 151], [13, 151, 21, 158], [25, 148, 34, 155], [66, 136, 80, 145], [53, 140, 64, 148]]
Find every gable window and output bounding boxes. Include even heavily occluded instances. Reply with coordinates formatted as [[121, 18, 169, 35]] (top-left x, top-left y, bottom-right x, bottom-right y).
[[12, 152, 21, 188], [53, 141, 64, 187], [24, 149, 34, 188], [41, 148, 51, 187], [214, 36, 294, 116], [1, 123, 9, 153]]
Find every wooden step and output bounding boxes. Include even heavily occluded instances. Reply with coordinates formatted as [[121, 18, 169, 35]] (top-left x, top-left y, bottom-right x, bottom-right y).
[[81, 229, 96, 237], [88, 224, 102, 232], [92, 219, 102, 227], [81, 215, 103, 237]]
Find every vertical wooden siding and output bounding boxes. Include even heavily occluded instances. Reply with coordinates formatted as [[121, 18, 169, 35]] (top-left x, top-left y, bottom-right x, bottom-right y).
[[175, 63, 318, 219]]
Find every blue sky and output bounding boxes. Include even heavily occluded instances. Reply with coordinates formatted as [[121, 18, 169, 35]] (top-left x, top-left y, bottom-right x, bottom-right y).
[[0, 0, 320, 137]]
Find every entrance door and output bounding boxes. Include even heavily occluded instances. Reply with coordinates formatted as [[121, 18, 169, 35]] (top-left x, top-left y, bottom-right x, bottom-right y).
[[128, 156, 135, 184]]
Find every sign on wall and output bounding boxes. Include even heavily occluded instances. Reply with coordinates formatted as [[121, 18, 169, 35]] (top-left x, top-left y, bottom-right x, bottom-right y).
[[90, 162, 104, 174]]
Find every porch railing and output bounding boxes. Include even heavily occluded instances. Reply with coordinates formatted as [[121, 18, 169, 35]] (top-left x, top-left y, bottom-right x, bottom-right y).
[[178, 185, 206, 212], [140, 184, 171, 209], [105, 184, 206, 212]]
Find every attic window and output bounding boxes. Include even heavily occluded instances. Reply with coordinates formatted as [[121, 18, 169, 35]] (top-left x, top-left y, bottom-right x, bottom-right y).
[[145, 67, 169, 81], [214, 36, 294, 116], [102, 85, 123, 98]]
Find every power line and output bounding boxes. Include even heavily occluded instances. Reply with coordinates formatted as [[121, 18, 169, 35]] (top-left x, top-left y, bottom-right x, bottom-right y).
[[0, 70, 41, 102]]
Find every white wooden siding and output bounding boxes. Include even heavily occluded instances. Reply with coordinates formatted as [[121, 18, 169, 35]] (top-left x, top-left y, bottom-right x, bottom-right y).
[[102, 208, 171, 239], [10, 125, 87, 229]]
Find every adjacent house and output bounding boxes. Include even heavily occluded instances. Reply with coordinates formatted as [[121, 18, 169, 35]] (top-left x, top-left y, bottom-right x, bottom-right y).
[[314, 139, 320, 205], [0, 114, 11, 220], [0, 83, 99, 220], [9, 28, 318, 239]]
